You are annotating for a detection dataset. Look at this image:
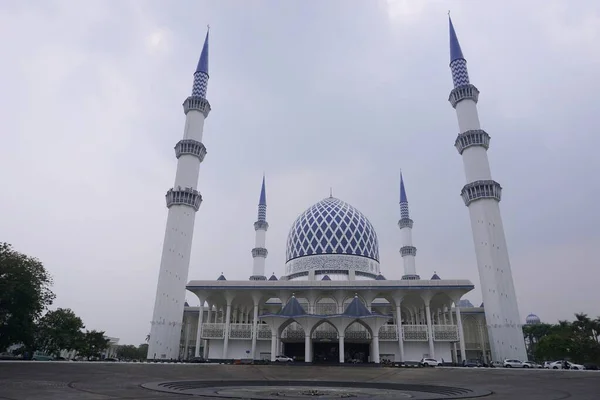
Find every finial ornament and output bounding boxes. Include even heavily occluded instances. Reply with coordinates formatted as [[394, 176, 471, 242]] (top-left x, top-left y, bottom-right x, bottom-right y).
[[207, 24, 210, 30], [329, 187, 333, 198], [448, 10, 450, 16]]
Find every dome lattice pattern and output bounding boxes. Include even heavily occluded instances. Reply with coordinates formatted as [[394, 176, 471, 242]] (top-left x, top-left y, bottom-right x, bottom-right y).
[[525, 314, 541, 325], [286, 197, 379, 262]]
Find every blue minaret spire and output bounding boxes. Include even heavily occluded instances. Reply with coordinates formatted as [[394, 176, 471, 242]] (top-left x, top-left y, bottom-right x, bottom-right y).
[[258, 174, 267, 221], [400, 172, 409, 219], [448, 15, 470, 88], [192, 27, 210, 98]]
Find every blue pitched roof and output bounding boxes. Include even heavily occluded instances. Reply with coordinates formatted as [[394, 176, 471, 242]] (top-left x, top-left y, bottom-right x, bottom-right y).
[[268, 274, 278, 281], [400, 173, 408, 203], [259, 175, 266, 206], [431, 273, 440, 280], [375, 274, 386, 281], [321, 275, 331, 281], [279, 296, 307, 317], [217, 274, 226, 281], [449, 16, 464, 62], [343, 296, 372, 317], [196, 29, 209, 74]]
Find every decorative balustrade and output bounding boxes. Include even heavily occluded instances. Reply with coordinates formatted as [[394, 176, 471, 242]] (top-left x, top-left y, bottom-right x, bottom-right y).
[[433, 325, 459, 341], [281, 327, 305, 340], [314, 303, 338, 315], [345, 326, 371, 340], [229, 323, 253, 340], [402, 325, 428, 341], [256, 324, 272, 340], [313, 325, 338, 340], [378, 325, 398, 341], [201, 323, 225, 339]]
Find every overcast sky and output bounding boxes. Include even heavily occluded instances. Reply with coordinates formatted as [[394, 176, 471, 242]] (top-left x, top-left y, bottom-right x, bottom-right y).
[[1, 0, 599, 345]]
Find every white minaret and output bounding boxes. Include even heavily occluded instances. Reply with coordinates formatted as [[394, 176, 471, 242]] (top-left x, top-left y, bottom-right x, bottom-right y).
[[448, 17, 526, 361], [250, 175, 268, 280], [398, 173, 420, 280], [147, 29, 211, 360]]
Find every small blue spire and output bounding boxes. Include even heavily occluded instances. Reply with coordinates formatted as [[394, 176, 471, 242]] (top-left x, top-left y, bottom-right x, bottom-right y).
[[257, 175, 267, 222], [191, 27, 210, 98], [400, 172, 408, 203], [449, 15, 464, 63], [400, 172, 410, 220], [196, 28, 209, 74], [259, 175, 267, 206]]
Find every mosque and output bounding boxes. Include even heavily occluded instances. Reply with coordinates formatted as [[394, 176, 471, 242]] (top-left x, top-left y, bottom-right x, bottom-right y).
[[147, 17, 530, 364]]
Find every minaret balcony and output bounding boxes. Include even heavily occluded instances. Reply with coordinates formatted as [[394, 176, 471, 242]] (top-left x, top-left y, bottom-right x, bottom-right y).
[[398, 218, 414, 229], [448, 84, 480, 108], [400, 246, 417, 257], [401, 274, 421, 280], [252, 247, 268, 258], [455, 130, 490, 155], [183, 96, 211, 118], [254, 220, 269, 231], [460, 180, 502, 206], [165, 187, 202, 211], [174, 139, 207, 162]]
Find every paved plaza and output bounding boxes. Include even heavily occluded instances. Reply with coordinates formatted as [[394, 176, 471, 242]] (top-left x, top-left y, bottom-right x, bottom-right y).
[[0, 362, 599, 399]]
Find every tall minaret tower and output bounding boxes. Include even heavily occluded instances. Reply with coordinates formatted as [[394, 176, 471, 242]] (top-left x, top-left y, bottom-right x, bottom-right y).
[[398, 173, 420, 280], [447, 16, 526, 361], [147, 29, 211, 360], [250, 175, 269, 280]]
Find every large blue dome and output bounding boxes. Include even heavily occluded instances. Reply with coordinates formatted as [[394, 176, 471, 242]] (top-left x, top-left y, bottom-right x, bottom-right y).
[[285, 197, 380, 263]]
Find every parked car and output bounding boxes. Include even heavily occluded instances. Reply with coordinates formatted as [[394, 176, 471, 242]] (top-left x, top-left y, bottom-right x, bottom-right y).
[[275, 355, 293, 362], [548, 361, 585, 370], [583, 363, 598, 370], [543, 361, 554, 369], [489, 361, 504, 368], [463, 359, 483, 367], [503, 359, 525, 368], [522, 361, 542, 368], [420, 358, 440, 367]]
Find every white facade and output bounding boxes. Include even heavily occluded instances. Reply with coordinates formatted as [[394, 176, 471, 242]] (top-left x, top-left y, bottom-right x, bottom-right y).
[[448, 18, 527, 361], [183, 280, 474, 364], [147, 31, 211, 360]]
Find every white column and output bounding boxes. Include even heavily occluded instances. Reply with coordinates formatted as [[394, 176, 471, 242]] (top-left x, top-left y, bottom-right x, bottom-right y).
[[304, 334, 311, 363], [425, 304, 435, 358], [339, 335, 345, 363], [372, 336, 380, 363], [449, 307, 458, 363], [396, 304, 405, 362], [194, 305, 204, 357], [270, 333, 277, 362], [184, 320, 191, 359], [223, 303, 232, 359], [456, 306, 466, 363], [251, 304, 259, 360]]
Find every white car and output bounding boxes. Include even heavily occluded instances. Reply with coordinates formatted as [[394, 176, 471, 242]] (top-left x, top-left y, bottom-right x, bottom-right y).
[[503, 359, 525, 368], [421, 358, 440, 367], [548, 361, 584, 370], [522, 361, 541, 368], [274, 355, 293, 362]]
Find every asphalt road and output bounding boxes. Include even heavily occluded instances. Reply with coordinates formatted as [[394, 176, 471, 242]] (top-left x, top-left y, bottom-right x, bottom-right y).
[[0, 361, 599, 399]]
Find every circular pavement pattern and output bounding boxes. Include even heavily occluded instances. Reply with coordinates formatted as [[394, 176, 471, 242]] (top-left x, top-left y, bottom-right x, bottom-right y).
[[142, 380, 492, 399]]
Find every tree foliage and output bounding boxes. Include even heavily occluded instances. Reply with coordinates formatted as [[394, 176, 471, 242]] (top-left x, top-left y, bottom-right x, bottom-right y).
[[78, 330, 110, 360], [116, 343, 148, 360], [0, 243, 55, 351], [36, 308, 85, 357], [524, 313, 600, 364]]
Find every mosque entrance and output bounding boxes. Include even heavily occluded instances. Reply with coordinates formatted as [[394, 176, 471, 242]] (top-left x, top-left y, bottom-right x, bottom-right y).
[[344, 342, 370, 363], [282, 342, 305, 362], [313, 341, 339, 364]]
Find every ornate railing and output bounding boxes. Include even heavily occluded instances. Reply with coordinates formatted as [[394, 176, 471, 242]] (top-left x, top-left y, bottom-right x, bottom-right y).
[[345, 326, 371, 340], [402, 325, 428, 341], [379, 325, 398, 341], [314, 303, 338, 315], [201, 323, 225, 339], [257, 324, 272, 340], [433, 325, 459, 341], [229, 323, 253, 340], [282, 326, 305, 340]]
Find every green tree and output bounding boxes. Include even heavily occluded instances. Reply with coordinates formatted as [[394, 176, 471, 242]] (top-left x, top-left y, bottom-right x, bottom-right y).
[[137, 343, 148, 359], [37, 308, 84, 357], [116, 344, 138, 360], [78, 330, 110, 360], [0, 243, 55, 353]]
